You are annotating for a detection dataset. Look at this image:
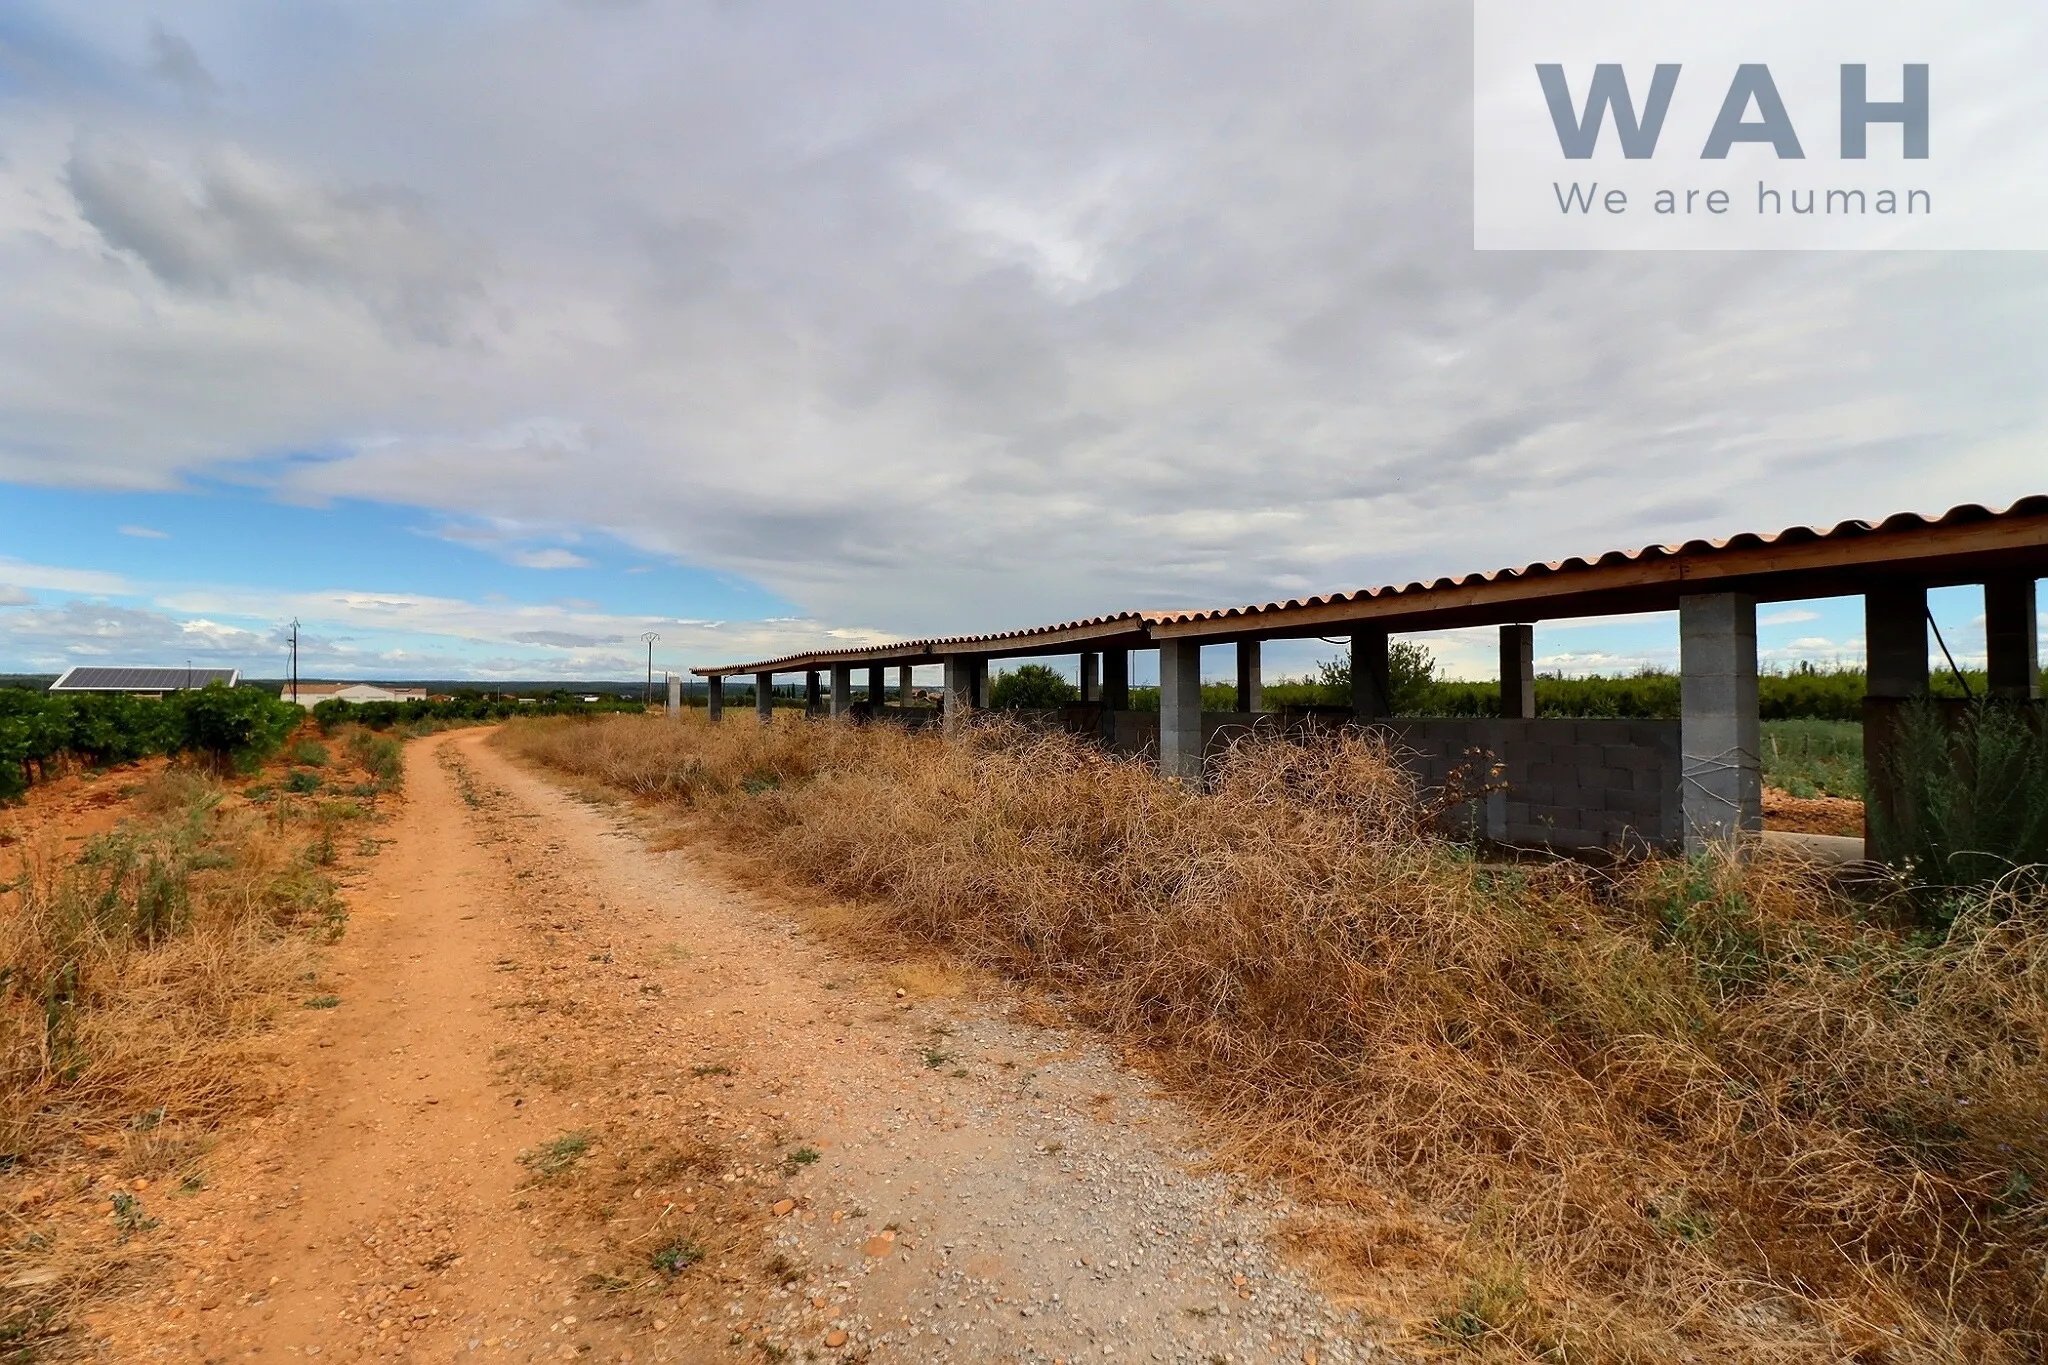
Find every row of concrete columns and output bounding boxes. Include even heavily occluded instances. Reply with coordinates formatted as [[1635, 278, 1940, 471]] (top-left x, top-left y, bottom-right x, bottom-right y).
[[1868, 577, 2041, 701], [1068, 651, 1133, 707], [707, 666, 931, 725], [706, 582, 2038, 857], [700, 609, 1754, 846]]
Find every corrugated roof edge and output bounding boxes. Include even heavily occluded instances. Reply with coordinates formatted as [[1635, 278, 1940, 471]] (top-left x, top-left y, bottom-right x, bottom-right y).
[[1148, 494, 2048, 625], [691, 494, 2048, 674], [692, 610, 1161, 677]]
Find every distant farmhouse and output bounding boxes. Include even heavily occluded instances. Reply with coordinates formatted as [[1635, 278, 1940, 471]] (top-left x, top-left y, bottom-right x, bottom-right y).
[[50, 665, 240, 697], [284, 682, 430, 710]]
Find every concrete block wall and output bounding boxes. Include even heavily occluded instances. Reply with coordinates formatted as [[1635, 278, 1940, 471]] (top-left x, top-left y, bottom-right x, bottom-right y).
[[1095, 710, 1281, 758], [1390, 718, 1683, 853], [991, 708, 1683, 854]]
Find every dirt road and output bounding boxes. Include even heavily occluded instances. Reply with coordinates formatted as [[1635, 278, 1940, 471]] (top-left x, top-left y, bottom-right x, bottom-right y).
[[90, 729, 1382, 1363]]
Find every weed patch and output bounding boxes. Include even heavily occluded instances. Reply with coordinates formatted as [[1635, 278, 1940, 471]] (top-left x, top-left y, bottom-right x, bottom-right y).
[[333, 726, 404, 793], [650, 1239, 705, 1275], [519, 1130, 592, 1181], [286, 739, 330, 768], [108, 1192, 156, 1239]]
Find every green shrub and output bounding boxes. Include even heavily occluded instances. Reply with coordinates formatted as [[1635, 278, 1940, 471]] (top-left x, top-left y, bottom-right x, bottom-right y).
[[61, 692, 184, 766], [1874, 700, 2048, 896], [0, 683, 295, 798], [342, 729, 404, 790], [170, 684, 298, 772], [1760, 665, 1867, 721], [990, 663, 1077, 709]]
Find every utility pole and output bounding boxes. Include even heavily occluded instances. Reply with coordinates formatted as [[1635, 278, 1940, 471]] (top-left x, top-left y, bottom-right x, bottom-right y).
[[288, 618, 300, 705], [642, 632, 660, 706]]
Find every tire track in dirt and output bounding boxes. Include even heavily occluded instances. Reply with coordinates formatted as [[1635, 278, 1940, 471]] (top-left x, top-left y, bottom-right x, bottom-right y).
[[89, 728, 1386, 1363]]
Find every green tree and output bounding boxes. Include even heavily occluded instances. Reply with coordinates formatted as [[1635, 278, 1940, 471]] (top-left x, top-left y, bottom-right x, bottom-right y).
[[1309, 640, 1437, 713], [990, 663, 1077, 709], [171, 684, 299, 772]]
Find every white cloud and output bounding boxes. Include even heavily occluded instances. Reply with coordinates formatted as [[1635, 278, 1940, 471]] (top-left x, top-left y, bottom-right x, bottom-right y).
[[119, 524, 170, 539], [0, 558, 131, 595], [1536, 651, 1671, 677], [507, 548, 592, 570], [0, 597, 273, 665], [0, 559, 886, 678], [0, 2, 2042, 656], [1760, 608, 1820, 626]]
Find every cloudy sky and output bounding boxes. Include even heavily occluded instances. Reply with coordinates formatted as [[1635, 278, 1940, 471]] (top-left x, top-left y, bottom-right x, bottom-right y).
[[0, 2, 2041, 682]]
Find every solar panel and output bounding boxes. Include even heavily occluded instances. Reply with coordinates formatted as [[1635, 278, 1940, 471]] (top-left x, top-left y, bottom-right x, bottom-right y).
[[50, 666, 242, 692]]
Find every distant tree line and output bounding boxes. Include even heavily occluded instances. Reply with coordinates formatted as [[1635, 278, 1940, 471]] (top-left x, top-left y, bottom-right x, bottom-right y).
[[309, 691, 643, 732], [989, 653, 2031, 722]]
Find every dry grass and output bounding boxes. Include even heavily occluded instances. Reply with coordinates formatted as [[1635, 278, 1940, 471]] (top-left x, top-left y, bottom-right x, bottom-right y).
[[0, 766, 354, 1354], [504, 712, 2048, 1363]]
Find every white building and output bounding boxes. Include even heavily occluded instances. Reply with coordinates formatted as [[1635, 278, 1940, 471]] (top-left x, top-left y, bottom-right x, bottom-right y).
[[284, 682, 430, 710]]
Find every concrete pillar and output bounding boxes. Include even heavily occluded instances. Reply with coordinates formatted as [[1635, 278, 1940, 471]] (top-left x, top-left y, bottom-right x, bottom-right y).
[[898, 665, 914, 708], [1499, 624, 1536, 719], [804, 670, 821, 718], [1158, 639, 1204, 781], [1099, 649, 1129, 746], [943, 656, 976, 731], [1986, 577, 2041, 701], [1235, 640, 1263, 713], [972, 659, 990, 709], [755, 673, 774, 725], [829, 664, 853, 718], [868, 664, 886, 710], [1101, 650, 1129, 710], [1863, 584, 1927, 863], [1079, 653, 1100, 703], [707, 675, 724, 723], [665, 673, 681, 719], [1679, 593, 1761, 854], [1866, 584, 1930, 698], [1351, 630, 1391, 719]]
